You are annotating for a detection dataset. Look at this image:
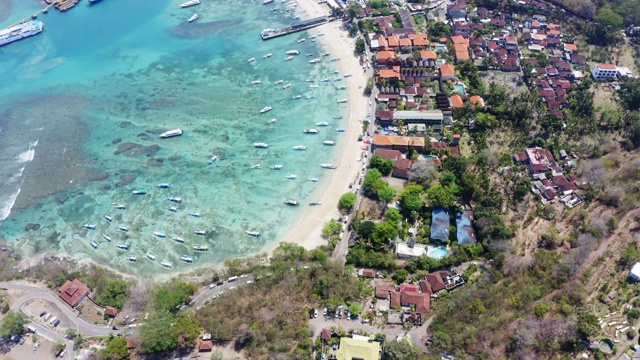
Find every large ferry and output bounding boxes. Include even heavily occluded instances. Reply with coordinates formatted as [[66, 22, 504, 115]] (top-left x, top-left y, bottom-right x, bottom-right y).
[[0, 21, 44, 47]]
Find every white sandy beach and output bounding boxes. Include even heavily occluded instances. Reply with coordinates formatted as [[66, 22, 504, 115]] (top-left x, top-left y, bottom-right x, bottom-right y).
[[263, 1, 372, 254]]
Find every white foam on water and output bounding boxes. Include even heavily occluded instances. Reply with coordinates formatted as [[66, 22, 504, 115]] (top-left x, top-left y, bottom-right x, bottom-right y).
[[0, 187, 21, 221], [7, 165, 27, 184], [15, 140, 38, 163]]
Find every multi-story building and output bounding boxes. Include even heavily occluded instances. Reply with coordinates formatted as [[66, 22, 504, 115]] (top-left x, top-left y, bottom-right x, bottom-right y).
[[591, 63, 617, 81]]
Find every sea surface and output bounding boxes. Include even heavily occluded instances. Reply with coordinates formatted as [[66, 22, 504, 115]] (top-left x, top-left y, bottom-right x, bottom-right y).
[[0, 0, 351, 276]]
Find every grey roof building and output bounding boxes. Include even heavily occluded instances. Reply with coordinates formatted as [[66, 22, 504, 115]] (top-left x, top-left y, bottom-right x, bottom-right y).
[[431, 208, 450, 242]]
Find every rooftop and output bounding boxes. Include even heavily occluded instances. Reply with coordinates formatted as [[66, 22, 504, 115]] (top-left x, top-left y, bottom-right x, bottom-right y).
[[58, 279, 90, 308], [431, 208, 450, 242], [336, 337, 381, 360]]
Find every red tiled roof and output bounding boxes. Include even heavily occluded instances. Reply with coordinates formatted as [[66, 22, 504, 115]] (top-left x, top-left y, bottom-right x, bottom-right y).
[[104, 306, 118, 317], [390, 290, 401, 308], [440, 64, 455, 77], [375, 149, 402, 161], [362, 269, 376, 278], [426, 272, 445, 292], [420, 50, 437, 60], [199, 340, 213, 352], [321, 328, 332, 340], [598, 63, 616, 70], [450, 95, 464, 108], [376, 284, 396, 299], [399, 283, 419, 293], [400, 291, 431, 313], [59, 279, 90, 307]]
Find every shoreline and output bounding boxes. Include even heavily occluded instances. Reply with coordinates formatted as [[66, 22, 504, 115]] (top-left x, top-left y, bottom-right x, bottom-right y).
[[260, 0, 370, 255]]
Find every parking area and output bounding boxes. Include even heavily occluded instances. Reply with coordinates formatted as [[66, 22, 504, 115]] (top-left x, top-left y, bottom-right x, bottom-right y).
[[2, 336, 59, 360], [23, 299, 70, 334]]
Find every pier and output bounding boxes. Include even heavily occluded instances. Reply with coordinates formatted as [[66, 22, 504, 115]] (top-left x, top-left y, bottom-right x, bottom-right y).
[[45, 0, 80, 12], [5, 1, 59, 28], [261, 16, 335, 40]]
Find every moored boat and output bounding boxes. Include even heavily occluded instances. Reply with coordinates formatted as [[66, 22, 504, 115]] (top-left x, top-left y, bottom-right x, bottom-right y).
[[344, 74, 352, 77], [286, 50, 300, 55], [116, 243, 130, 250], [309, 84, 319, 88], [132, 189, 147, 195], [104, 214, 113, 222], [157, 183, 171, 189], [259, 106, 272, 113], [84, 224, 96, 230], [254, 142, 269, 148], [118, 225, 129, 232], [193, 244, 209, 251], [160, 129, 183, 138], [180, 0, 200, 8], [146, 252, 157, 261], [263, 0, 274, 4], [160, 261, 174, 269], [247, 57, 256, 63], [337, 99, 348, 103], [209, 155, 219, 164], [285, 174, 297, 180], [245, 230, 261, 237], [169, 196, 182, 203], [285, 199, 300, 206], [271, 164, 283, 170], [321, 163, 337, 169], [274, 80, 284, 85], [252, 164, 262, 169], [316, 122, 329, 126], [173, 236, 186, 243], [263, 53, 273, 58], [323, 140, 336, 146], [320, 78, 329, 82], [252, 80, 261, 84], [297, 38, 306, 43], [268, 118, 277, 124], [303, 128, 319, 134], [103, 233, 112, 242], [167, 206, 178, 212], [188, 13, 199, 22], [114, 203, 127, 210], [292, 145, 307, 150], [310, 201, 322, 206], [127, 256, 137, 262], [89, 241, 99, 249], [0, 21, 44, 48], [307, 176, 319, 182], [154, 231, 166, 238], [285, 56, 294, 61], [283, 83, 291, 89], [291, 95, 302, 100], [309, 58, 321, 64], [194, 230, 206, 236], [306, 78, 315, 82], [189, 211, 201, 217], [336, 128, 346, 132], [181, 255, 195, 263]]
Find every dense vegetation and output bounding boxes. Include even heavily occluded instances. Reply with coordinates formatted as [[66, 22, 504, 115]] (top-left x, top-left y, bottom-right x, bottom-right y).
[[195, 243, 370, 359]]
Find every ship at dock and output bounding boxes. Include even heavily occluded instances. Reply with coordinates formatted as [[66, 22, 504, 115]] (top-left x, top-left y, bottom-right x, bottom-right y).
[[261, 16, 330, 40], [0, 21, 44, 47]]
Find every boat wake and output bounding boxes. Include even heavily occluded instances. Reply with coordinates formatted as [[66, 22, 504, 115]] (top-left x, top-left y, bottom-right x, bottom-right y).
[[0, 140, 38, 221]]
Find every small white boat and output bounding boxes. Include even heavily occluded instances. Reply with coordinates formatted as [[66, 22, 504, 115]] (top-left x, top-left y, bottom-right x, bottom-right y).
[[332, 70, 340, 74], [193, 244, 209, 251], [316, 122, 329, 126], [285, 56, 294, 61], [180, 0, 200, 8], [268, 118, 277, 124], [286, 50, 300, 55], [335, 77, 343, 81], [310, 201, 322, 206], [181, 255, 195, 263], [320, 78, 329, 82], [118, 225, 129, 232], [103, 233, 112, 242], [283, 83, 292, 89], [309, 58, 321, 64], [337, 86, 347, 90], [285, 199, 300, 206], [173, 236, 186, 243], [157, 183, 171, 189], [285, 174, 297, 180], [337, 99, 348, 103], [160, 261, 174, 269], [263, 0, 274, 4], [271, 164, 283, 170], [247, 57, 256, 63], [323, 140, 336, 146], [188, 13, 199, 22], [159, 129, 183, 138], [169, 196, 182, 203], [291, 95, 302, 100], [166, 206, 178, 212], [104, 214, 113, 222], [309, 84, 319, 88], [189, 211, 201, 217], [252, 164, 262, 169], [318, 32, 325, 36], [146, 252, 157, 261], [252, 80, 262, 85], [305, 95, 315, 99], [321, 164, 337, 169], [309, 35, 317, 39], [127, 256, 137, 262], [336, 128, 346, 132], [194, 230, 206, 236], [274, 80, 284, 85], [84, 224, 96, 230], [154, 231, 166, 238], [114, 203, 127, 210], [308, 176, 319, 182], [330, 57, 340, 62], [116, 243, 129, 250], [297, 38, 306, 43], [322, 52, 330, 56], [209, 155, 219, 164], [259, 106, 272, 114], [254, 142, 269, 148], [306, 78, 315, 82], [245, 230, 261, 237], [305, 53, 314, 57], [263, 53, 273, 58], [292, 145, 307, 150], [89, 241, 98, 249], [344, 74, 352, 77], [303, 128, 319, 134], [132, 189, 147, 195]]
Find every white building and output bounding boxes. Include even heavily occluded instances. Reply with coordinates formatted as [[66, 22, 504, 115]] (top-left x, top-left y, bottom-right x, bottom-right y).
[[591, 63, 617, 81], [630, 262, 640, 282], [396, 240, 426, 259]]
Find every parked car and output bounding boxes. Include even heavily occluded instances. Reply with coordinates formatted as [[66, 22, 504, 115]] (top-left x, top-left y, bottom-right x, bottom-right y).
[[208, 283, 216, 289], [43, 313, 51, 322], [314, 309, 318, 318], [20, 337, 26, 345], [323, 308, 327, 317], [112, 326, 120, 330], [39, 311, 46, 317], [53, 319, 61, 327]]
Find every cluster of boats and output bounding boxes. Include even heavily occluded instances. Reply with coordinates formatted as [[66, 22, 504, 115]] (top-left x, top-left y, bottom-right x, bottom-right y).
[[179, 0, 200, 23]]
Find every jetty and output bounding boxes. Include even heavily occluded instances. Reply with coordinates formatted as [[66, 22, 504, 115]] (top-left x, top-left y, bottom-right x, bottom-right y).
[[45, 0, 79, 12], [261, 16, 333, 40]]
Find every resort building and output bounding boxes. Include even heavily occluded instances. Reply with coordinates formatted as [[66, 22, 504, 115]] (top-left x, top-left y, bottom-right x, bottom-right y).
[[394, 110, 444, 130], [396, 238, 427, 259], [591, 63, 617, 81], [456, 211, 477, 245], [336, 336, 381, 360], [58, 279, 90, 308], [630, 263, 640, 282], [431, 208, 450, 242]]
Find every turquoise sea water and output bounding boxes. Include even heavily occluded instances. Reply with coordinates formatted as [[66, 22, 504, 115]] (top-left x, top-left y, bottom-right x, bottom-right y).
[[0, 0, 351, 276]]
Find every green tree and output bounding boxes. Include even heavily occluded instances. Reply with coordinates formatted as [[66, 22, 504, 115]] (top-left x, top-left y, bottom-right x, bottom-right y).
[[392, 269, 409, 284], [620, 78, 640, 111], [357, 221, 376, 240], [377, 185, 396, 204], [372, 221, 399, 249], [577, 312, 600, 338], [370, 155, 395, 176], [154, 282, 198, 314], [398, 183, 425, 216], [363, 169, 383, 196], [171, 312, 201, 349], [338, 192, 357, 212], [533, 302, 550, 318], [0, 311, 28, 340], [347, 2, 361, 20], [348, 303, 362, 317], [97, 335, 130, 360], [425, 185, 457, 208], [95, 279, 129, 310], [597, 8, 624, 30], [138, 313, 177, 354], [322, 219, 342, 239], [386, 339, 417, 360], [385, 208, 402, 224], [355, 38, 366, 53]]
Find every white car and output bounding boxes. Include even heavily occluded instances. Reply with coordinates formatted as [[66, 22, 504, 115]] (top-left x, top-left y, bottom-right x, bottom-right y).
[[314, 309, 318, 318]]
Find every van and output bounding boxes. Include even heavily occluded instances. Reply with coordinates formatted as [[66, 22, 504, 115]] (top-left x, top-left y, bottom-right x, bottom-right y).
[[228, 276, 238, 283], [49, 317, 57, 324], [208, 283, 216, 289], [27, 326, 36, 333], [43, 314, 51, 322]]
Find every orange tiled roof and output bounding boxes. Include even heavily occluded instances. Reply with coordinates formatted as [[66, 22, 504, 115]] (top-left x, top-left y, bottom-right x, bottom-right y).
[[451, 35, 468, 46], [440, 64, 455, 77], [469, 95, 484, 107], [420, 50, 437, 60], [377, 50, 396, 60], [387, 35, 399, 47], [379, 67, 400, 79], [398, 38, 412, 47], [408, 33, 428, 40], [455, 51, 469, 60], [598, 63, 616, 70], [373, 135, 393, 146], [412, 37, 430, 46], [378, 35, 388, 48], [390, 136, 409, 146], [450, 95, 464, 108], [563, 43, 577, 51]]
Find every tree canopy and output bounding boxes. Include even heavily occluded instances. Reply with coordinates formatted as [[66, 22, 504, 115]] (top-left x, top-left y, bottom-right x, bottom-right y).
[[0, 311, 28, 340], [338, 192, 358, 212], [98, 335, 129, 360], [154, 281, 198, 314], [386, 339, 418, 360], [370, 155, 395, 176], [425, 185, 457, 208]]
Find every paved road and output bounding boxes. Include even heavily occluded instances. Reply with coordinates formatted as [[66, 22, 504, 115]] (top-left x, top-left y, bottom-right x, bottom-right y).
[[191, 275, 255, 308], [0, 282, 119, 360]]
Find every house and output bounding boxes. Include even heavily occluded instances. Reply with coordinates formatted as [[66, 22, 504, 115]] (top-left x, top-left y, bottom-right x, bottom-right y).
[[321, 328, 333, 341], [453, 22, 471, 38], [336, 337, 381, 360], [456, 211, 476, 245], [400, 291, 431, 313], [104, 306, 118, 317], [375, 149, 402, 162], [526, 147, 554, 172], [410, 34, 430, 47], [199, 339, 213, 352], [440, 64, 456, 81], [505, 36, 518, 50], [375, 285, 396, 299], [447, 2, 467, 20], [395, 110, 444, 130], [58, 279, 90, 308], [630, 263, 640, 282], [563, 43, 578, 54], [450, 95, 464, 108], [378, 67, 401, 80], [431, 208, 450, 242], [425, 272, 446, 293], [393, 159, 414, 179], [359, 268, 377, 278], [396, 241, 427, 259], [387, 35, 400, 49], [469, 95, 484, 107], [591, 63, 617, 81]]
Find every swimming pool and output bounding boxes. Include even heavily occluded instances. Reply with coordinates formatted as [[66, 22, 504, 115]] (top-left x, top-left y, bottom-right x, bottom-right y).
[[434, 44, 446, 52], [454, 83, 466, 95], [427, 245, 449, 259]]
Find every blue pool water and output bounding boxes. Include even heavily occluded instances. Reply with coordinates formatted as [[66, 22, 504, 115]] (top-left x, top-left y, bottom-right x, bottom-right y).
[[434, 44, 446, 52], [454, 83, 466, 95], [427, 244, 449, 259]]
